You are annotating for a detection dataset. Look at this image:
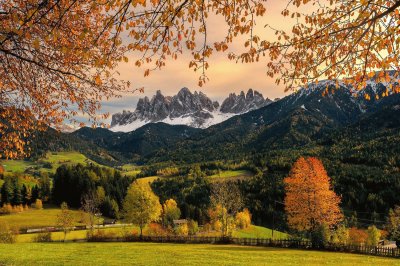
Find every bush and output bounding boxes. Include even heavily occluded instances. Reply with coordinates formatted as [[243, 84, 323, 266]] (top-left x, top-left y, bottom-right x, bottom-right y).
[[331, 225, 349, 245], [203, 223, 212, 232], [87, 230, 117, 242], [366, 225, 381, 246], [235, 208, 251, 229], [33, 231, 52, 242], [175, 223, 189, 236], [145, 223, 167, 236], [0, 204, 13, 214], [33, 199, 43, 210], [0, 221, 18, 243], [212, 220, 222, 232], [188, 220, 199, 235], [311, 224, 331, 248], [348, 227, 368, 245]]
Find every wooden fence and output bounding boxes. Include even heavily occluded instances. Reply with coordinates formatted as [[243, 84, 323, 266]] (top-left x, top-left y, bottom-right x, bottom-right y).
[[84, 235, 400, 258]]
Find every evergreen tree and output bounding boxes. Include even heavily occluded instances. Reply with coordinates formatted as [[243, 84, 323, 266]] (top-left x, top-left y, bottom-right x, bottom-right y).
[[12, 184, 22, 205], [31, 185, 40, 204], [21, 185, 28, 205], [0, 178, 13, 204], [39, 173, 52, 202]]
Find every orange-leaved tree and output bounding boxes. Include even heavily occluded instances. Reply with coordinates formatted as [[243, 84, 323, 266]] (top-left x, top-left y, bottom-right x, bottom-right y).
[[284, 157, 343, 233]]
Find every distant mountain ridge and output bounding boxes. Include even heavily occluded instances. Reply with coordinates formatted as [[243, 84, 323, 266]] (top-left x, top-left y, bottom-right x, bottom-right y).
[[32, 72, 400, 166], [110, 88, 271, 132]]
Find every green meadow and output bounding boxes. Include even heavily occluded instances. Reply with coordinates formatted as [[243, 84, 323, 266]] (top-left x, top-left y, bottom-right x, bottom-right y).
[[0, 207, 86, 229], [207, 170, 253, 181], [0, 151, 95, 176], [0, 243, 397, 266]]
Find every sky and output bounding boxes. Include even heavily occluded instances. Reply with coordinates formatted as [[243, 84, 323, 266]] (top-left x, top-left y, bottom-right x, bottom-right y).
[[80, 1, 303, 124]]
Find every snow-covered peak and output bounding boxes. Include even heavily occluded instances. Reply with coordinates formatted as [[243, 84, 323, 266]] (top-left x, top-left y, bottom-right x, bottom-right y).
[[110, 88, 272, 132]]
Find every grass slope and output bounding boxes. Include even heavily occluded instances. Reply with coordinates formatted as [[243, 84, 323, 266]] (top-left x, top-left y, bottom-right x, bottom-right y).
[[0, 151, 97, 176], [233, 225, 288, 239], [0, 243, 397, 266], [207, 170, 253, 181], [136, 176, 160, 184]]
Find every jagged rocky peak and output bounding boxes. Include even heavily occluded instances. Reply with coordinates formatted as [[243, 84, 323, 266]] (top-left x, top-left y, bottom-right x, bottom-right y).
[[111, 87, 222, 130], [220, 88, 272, 114], [110, 87, 273, 132]]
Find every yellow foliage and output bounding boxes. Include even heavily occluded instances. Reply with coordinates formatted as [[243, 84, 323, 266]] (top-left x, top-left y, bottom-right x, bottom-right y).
[[235, 208, 252, 229]]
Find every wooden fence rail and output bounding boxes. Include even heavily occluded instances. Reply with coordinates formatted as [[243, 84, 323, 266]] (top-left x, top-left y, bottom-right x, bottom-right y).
[[84, 235, 400, 258]]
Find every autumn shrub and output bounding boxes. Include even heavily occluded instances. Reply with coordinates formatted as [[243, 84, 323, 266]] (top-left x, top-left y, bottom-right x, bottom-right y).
[[0, 204, 28, 214], [212, 220, 222, 232], [331, 225, 349, 245], [203, 223, 212, 232], [175, 223, 189, 236], [311, 224, 331, 248], [188, 220, 199, 236], [0, 204, 13, 214], [235, 208, 251, 229], [145, 223, 167, 236], [33, 199, 43, 210], [0, 221, 18, 243], [348, 227, 368, 245], [366, 225, 381, 246], [87, 230, 117, 242], [33, 231, 52, 242]]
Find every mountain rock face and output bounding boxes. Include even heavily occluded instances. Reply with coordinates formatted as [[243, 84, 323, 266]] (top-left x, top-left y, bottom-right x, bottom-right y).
[[110, 88, 270, 132], [220, 89, 271, 113]]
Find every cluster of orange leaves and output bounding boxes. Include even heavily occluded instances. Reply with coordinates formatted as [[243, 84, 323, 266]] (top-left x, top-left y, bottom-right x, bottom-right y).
[[236, 0, 400, 92]]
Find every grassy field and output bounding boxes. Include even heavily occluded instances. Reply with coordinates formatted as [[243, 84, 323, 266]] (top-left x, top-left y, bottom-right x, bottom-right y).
[[0, 159, 36, 174], [0, 242, 397, 265], [0, 206, 87, 229], [207, 170, 253, 181], [0, 151, 95, 176], [17, 226, 137, 243], [233, 225, 289, 239], [136, 176, 160, 184], [120, 164, 141, 177]]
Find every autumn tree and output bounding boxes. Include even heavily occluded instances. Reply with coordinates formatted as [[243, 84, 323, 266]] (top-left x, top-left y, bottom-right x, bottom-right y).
[[122, 182, 162, 238], [235, 208, 252, 229], [56, 202, 74, 242], [162, 198, 181, 228], [210, 181, 243, 236], [387, 206, 400, 245], [284, 157, 343, 234], [366, 225, 381, 246], [81, 193, 100, 234]]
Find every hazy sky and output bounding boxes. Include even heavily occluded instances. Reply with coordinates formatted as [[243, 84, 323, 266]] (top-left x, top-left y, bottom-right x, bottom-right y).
[[85, 1, 302, 123]]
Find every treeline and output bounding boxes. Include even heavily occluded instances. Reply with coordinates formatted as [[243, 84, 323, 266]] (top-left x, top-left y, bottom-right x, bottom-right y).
[[0, 173, 51, 206], [53, 164, 132, 218]]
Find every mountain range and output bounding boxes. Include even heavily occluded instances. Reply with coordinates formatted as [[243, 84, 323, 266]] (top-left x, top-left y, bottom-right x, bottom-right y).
[[110, 88, 272, 131], [28, 74, 399, 169]]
